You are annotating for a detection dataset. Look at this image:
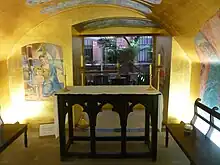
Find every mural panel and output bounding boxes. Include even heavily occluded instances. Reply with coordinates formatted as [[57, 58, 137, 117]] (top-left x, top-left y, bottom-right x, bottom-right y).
[[195, 11, 220, 147], [26, 0, 152, 14], [82, 18, 160, 31], [142, 0, 162, 4], [22, 43, 64, 101], [195, 11, 220, 110]]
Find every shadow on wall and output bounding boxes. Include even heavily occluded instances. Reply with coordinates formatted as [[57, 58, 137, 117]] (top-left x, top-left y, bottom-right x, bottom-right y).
[[195, 10, 220, 110]]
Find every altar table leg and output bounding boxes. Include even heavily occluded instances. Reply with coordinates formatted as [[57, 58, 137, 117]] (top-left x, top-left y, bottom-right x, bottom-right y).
[[145, 110, 150, 144], [121, 123, 127, 155], [90, 126, 96, 155], [58, 96, 67, 161], [88, 102, 98, 156], [165, 127, 169, 148], [151, 96, 158, 161], [68, 107, 74, 143], [24, 125, 28, 148], [119, 102, 129, 156]]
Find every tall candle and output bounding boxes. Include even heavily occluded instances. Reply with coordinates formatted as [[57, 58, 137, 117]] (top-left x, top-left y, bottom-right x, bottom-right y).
[[158, 53, 161, 66], [149, 64, 152, 76], [80, 54, 84, 67], [157, 54, 161, 90], [149, 64, 152, 87]]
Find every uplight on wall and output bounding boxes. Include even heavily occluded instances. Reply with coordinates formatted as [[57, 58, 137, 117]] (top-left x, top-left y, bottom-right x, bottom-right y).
[[1, 88, 44, 123], [168, 38, 193, 123]]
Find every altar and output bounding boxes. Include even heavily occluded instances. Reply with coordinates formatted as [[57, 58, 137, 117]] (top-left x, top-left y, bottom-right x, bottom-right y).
[[55, 85, 162, 161]]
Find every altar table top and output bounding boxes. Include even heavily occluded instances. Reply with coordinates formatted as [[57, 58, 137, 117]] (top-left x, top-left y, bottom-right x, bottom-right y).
[[55, 85, 161, 95]]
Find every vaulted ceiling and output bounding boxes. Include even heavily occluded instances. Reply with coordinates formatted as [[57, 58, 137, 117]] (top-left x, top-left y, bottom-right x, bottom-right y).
[[0, 0, 219, 61]]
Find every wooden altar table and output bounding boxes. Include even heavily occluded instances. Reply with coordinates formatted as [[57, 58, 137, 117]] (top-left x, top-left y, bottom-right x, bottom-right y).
[[55, 85, 161, 161]]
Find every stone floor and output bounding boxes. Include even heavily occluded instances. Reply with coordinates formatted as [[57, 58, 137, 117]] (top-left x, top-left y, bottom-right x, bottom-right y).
[[0, 130, 190, 165], [0, 110, 189, 165]]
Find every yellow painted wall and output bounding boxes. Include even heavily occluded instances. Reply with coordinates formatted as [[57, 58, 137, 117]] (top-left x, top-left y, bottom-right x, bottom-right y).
[[1, 6, 145, 125], [0, 4, 203, 125], [0, 1, 216, 126], [168, 38, 193, 123], [72, 37, 83, 85], [155, 36, 172, 122], [4, 21, 73, 124], [190, 62, 201, 103], [167, 35, 201, 123], [0, 61, 10, 113], [5, 55, 47, 124]]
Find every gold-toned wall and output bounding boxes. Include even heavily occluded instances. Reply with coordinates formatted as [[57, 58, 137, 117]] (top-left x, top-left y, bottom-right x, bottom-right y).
[[5, 55, 48, 124], [4, 22, 73, 124], [0, 1, 216, 126], [168, 38, 193, 123], [190, 62, 201, 103], [0, 61, 10, 113], [72, 37, 83, 86], [1, 6, 144, 125], [155, 36, 172, 123]]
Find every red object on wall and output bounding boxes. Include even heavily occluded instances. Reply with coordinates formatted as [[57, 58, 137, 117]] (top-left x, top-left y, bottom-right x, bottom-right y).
[[160, 69, 165, 78]]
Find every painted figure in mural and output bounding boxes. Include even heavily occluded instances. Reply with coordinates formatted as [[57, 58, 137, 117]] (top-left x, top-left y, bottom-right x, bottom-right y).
[[196, 10, 220, 98], [32, 66, 44, 100], [38, 53, 62, 97], [195, 31, 220, 110]]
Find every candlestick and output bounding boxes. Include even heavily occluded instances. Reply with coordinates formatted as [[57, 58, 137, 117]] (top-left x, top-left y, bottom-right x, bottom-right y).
[[64, 74, 67, 88], [157, 71, 160, 90], [63, 63, 69, 91], [157, 54, 161, 90], [63, 63, 65, 75], [149, 64, 153, 88]]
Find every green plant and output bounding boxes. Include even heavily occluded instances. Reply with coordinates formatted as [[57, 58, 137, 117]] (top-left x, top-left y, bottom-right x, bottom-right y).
[[97, 36, 152, 64]]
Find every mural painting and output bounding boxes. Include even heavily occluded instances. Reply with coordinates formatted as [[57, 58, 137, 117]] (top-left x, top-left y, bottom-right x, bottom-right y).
[[22, 43, 64, 101], [195, 10, 220, 110]]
